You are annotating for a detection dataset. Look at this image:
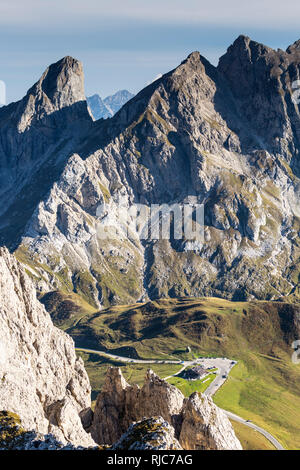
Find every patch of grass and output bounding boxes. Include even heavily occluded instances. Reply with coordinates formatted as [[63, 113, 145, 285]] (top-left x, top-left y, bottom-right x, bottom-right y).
[[89, 238, 144, 307], [230, 420, 276, 450], [167, 373, 216, 396], [214, 356, 300, 450], [0, 411, 28, 450], [40, 290, 97, 330], [73, 270, 98, 308], [92, 262, 142, 308], [98, 183, 111, 203], [15, 245, 73, 295]]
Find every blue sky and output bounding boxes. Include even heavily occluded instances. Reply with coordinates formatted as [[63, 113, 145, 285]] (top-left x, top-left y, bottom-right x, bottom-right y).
[[1, 0, 300, 103]]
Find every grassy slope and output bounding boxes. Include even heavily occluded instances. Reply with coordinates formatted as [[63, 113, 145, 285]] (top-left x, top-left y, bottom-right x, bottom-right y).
[[230, 420, 276, 450], [213, 356, 300, 449], [53, 296, 300, 449], [39, 290, 97, 330]]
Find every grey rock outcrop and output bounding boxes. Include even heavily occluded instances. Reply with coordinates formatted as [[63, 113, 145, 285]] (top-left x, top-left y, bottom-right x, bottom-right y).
[[112, 416, 182, 450], [0, 247, 95, 447], [179, 393, 242, 450], [90, 367, 242, 450], [91, 368, 184, 444], [0, 410, 94, 450]]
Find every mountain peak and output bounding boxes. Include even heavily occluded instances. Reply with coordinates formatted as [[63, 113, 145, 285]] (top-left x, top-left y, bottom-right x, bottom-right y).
[[177, 50, 206, 71], [29, 55, 85, 109], [217, 35, 277, 100], [183, 50, 201, 62], [232, 34, 251, 45], [16, 56, 88, 132], [87, 89, 135, 120], [218, 35, 272, 68], [287, 39, 300, 53], [104, 89, 135, 115]]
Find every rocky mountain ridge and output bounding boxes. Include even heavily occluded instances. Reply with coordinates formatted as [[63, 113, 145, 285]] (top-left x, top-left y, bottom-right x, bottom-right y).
[[1, 35, 300, 308]]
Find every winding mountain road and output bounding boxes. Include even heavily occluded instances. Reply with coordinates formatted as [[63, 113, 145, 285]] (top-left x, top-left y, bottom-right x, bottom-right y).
[[76, 347, 183, 364], [223, 410, 284, 450], [76, 347, 284, 450]]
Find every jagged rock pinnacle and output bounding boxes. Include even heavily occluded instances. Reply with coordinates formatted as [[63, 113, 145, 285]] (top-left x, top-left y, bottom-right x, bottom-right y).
[[91, 367, 242, 450]]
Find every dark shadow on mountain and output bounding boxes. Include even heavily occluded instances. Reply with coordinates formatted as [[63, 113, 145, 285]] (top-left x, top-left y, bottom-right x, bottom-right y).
[[0, 101, 92, 250]]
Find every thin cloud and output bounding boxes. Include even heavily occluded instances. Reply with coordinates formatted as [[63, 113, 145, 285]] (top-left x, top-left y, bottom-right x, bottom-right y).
[[1, 1, 299, 103], [0, 0, 300, 30]]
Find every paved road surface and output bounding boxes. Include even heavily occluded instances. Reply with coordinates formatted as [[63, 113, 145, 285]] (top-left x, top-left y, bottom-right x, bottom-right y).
[[76, 347, 184, 364], [198, 357, 236, 397], [223, 410, 284, 450], [76, 347, 284, 450]]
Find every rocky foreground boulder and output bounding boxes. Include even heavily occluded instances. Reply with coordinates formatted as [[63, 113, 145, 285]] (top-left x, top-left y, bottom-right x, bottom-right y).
[[0, 411, 90, 450], [90, 367, 242, 450], [0, 410, 181, 451], [112, 416, 182, 450], [0, 247, 95, 447], [179, 393, 241, 450]]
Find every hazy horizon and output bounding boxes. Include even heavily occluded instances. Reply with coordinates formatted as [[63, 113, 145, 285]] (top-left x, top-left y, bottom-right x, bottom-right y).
[[1, 0, 299, 104]]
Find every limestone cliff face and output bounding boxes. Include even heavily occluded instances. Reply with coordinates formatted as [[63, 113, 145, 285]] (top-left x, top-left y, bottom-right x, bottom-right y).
[[90, 367, 242, 450], [179, 393, 241, 450], [0, 247, 95, 447], [90, 368, 184, 444]]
